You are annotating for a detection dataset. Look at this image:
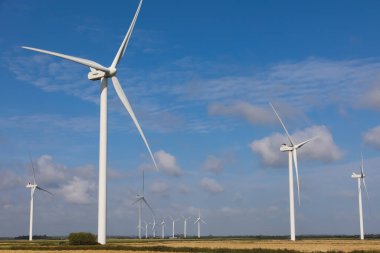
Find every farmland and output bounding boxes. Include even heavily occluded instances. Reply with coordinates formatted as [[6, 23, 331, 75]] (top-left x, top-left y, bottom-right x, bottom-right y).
[[1, 238, 380, 252]]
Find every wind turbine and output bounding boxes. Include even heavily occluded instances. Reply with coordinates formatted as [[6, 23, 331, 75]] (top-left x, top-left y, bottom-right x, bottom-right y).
[[26, 156, 53, 241], [269, 103, 315, 241], [194, 209, 206, 238], [351, 153, 369, 240], [170, 217, 179, 239], [150, 217, 157, 238], [132, 170, 154, 239], [22, 0, 158, 245], [160, 218, 166, 239], [182, 215, 191, 239], [143, 220, 148, 239]]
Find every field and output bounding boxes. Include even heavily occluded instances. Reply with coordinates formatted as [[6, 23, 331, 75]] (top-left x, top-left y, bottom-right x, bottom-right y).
[[1, 238, 380, 252]]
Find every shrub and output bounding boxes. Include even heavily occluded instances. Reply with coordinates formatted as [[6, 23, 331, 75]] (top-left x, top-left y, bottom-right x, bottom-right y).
[[68, 232, 98, 245]]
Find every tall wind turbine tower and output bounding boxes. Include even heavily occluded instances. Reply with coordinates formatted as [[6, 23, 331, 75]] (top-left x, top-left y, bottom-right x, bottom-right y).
[[194, 209, 206, 238], [182, 215, 191, 239], [352, 153, 369, 240], [160, 218, 166, 239], [22, 0, 158, 244], [270, 103, 315, 241], [170, 217, 179, 239], [26, 157, 53, 241]]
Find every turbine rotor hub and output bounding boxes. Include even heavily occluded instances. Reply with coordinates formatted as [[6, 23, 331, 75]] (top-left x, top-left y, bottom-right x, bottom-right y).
[[107, 67, 117, 77]]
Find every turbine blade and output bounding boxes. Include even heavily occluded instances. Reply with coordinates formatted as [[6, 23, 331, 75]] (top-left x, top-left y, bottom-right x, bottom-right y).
[[292, 150, 301, 206], [361, 152, 364, 176], [142, 197, 154, 215], [131, 197, 142, 206], [111, 76, 158, 170], [111, 0, 143, 68], [22, 46, 109, 72], [296, 136, 317, 149], [194, 218, 200, 224], [29, 154, 36, 185], [201, 219, 207, 224], [269, 102, 294, 146], [362, 178, 369, 199], [36, 186, 53, 196], [142, 170, 145, 195]]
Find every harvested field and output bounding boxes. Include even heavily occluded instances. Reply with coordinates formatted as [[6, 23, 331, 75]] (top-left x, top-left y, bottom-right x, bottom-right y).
[[1, 238, 380, 252]]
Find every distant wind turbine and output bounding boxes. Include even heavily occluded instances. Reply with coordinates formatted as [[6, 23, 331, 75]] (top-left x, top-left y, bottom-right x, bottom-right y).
[[150, 217, 157, 238], [182, 215, 192, 239], [352, 153, 369, 240], [26, 156, 53, 241], [132, 170, 154, 239], [170, 217, 179, 239], [270, 103, 316, 241], [160, 218, 166, 239], [194, 209, 206, 238], [143, 220, 148, 239], [22, 0, 158, 245]]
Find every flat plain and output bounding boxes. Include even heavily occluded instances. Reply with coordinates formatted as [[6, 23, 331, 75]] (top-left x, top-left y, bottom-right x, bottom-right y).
[[1, 238, 380, 252]]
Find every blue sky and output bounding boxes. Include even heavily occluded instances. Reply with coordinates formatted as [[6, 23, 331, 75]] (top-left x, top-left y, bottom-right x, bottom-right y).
[[1, 0, 380, 237]]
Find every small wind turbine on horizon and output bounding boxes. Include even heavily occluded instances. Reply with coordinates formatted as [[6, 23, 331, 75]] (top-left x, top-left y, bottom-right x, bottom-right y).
[[194, 209, 206, 238], [22, 0, 158, 245], [150, 217, 157, 238], [182, 215, 192, 239], [270, 103, 316, 241], [352, 153, 369, 240], [160, 218, 166, 239], [143, 220, 148, 239], [132, 170, 154, 239], [170, 217, 179, 239], [26, 157, 53, 241]]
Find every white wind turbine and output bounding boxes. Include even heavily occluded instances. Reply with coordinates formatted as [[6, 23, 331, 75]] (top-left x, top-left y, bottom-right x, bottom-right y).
[[26, 157, 53, 241], [160, 218, 166, 239], [270, 103, 316, 241], [170, 217, 179, 239], [352, 153, 369, 240], [132, 170, 154, 239], [150, 217, 157, 238], [182, 215, 191, 239], [143, 220, 148, 239], [22, 0, 158, 244], [194, 209, 206, 238]]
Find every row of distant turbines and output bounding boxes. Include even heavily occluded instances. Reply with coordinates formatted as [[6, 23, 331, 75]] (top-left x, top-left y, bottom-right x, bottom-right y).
[[134, 213, 206, 240], [131, 171, 206, 239], [22, 0, 370, 244]]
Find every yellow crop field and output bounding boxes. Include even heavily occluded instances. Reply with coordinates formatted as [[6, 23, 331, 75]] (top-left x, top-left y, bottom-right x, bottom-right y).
[[1, 238, 380, 252]]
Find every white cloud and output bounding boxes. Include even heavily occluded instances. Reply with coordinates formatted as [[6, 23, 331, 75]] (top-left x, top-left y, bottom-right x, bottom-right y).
[[208, 102, 275, 125], [34, 155, 66, 184], [28, 155, 97, 204], [251, 125, 343, 167], [200, 177, 224, 193], [154, 150, 182, 176], [57, 176, 95, 204], [178, 184, 190, 194], [202, 155, 224, 173], [150, 181, 170, 196], [363, 126, 380, 149], [0, 170, 23, 190]]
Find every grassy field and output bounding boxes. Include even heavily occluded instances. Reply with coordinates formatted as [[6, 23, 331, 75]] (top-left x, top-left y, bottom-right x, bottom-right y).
[[1, 238, 380, 252]]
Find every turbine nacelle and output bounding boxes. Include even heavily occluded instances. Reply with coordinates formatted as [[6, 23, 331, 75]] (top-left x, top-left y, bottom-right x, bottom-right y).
[[26, 183, 37, 188], [280, 144, 293, 152], [88, 69, 106, 81], [88, 67, 117, 81], [352, 172, 364, 179]]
